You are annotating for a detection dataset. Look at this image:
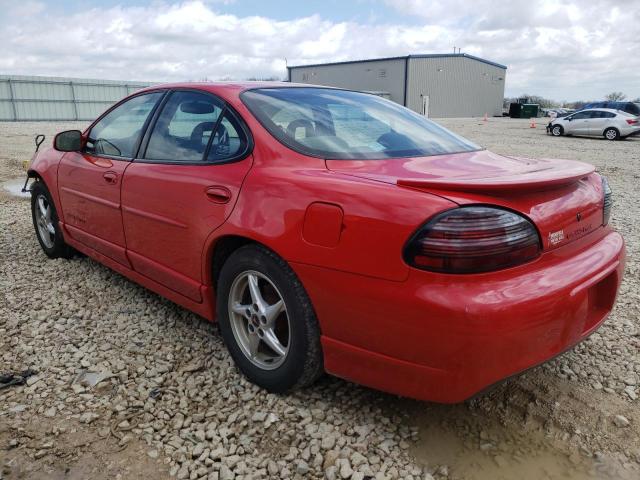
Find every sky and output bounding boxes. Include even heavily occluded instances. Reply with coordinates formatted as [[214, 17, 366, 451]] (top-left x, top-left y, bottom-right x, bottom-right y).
[[1, 0, 639, 102]]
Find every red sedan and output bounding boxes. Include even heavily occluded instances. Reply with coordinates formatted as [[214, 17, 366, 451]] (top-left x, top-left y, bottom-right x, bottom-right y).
[[27, 83, 625, 403]]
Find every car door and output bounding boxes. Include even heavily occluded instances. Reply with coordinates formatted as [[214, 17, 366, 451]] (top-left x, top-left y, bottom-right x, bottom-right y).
[[565, 111, 591, 134], [121, 90, 253, 302], [585, 110, 606, 135], [589, 111, 615, 135], [58, 91, 164, 266]]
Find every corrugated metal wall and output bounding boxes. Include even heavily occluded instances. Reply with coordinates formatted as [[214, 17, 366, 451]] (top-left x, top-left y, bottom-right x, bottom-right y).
[[406, 57, 506, 118], [0, 75, 152, 121], [288, 55, 506, 118], [288, 58, 407, 106]]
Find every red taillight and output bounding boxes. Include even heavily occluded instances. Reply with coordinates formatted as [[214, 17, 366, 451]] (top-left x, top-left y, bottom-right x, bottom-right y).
[[404, 206, 541, 274], [626, 118, 638, 125]]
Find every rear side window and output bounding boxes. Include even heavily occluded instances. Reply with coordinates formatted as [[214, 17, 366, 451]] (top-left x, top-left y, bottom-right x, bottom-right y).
[[602, 112, 616, 118], [206, 112, 249, 163], [145, 91, 223, 162], [86, 92, 162, 158], [625, 103, 640, 115]]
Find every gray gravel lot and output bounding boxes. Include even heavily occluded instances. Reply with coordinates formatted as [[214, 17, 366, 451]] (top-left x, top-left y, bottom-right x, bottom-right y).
[[1, 118, 639, 480]]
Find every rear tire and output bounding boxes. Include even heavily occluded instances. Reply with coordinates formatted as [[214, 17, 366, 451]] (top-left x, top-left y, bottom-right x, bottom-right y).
[[551, 124, 563, 136], [604, 127, 619, 140], [216, 244, 323, 393], [30, 181, 74, 259]]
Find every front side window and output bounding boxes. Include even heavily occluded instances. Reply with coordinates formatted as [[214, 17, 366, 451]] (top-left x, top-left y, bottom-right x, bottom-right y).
[[569, 111, 590, 120], [241, 87, 481, 160], [145, 91, 223, 162], [86, 92, 162, 158]]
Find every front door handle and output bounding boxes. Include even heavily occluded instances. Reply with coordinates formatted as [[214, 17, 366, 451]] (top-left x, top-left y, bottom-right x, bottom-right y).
[[103, 171, 118, 184], [205, 186, 232, 204]]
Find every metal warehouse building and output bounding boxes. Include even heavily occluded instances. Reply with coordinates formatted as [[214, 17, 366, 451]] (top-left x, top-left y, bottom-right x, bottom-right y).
[[0, 75, 152, 121], [287, 54, 507, 118]]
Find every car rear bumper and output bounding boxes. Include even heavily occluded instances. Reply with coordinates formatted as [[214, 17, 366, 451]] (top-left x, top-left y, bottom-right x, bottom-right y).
[[292, 228, 625, 403]]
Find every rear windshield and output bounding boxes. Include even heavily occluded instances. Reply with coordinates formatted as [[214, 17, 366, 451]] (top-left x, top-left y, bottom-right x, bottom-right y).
[[241, 87, 481, 160]]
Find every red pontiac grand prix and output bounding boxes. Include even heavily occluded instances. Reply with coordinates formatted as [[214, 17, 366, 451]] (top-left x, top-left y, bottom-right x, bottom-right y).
[[27, 83, 625, 403]]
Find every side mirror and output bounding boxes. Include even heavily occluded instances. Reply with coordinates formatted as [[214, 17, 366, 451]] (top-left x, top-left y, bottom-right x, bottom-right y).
[[54, 130, 83, 152]]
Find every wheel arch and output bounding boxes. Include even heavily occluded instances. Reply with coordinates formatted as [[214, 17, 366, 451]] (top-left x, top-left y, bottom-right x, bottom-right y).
[[603, 126, 620, 138], [27, 169, 62, 213], [204, 233, 289, 291], [27, 168, 43, 181], [26, 147, 67, 222]]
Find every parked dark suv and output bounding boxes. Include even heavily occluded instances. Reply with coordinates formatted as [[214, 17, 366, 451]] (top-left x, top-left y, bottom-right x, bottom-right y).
[[580, 101, 640, 116]]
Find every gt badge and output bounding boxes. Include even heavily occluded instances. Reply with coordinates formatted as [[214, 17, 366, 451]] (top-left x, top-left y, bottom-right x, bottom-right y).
[[549, 230, 565, 246]]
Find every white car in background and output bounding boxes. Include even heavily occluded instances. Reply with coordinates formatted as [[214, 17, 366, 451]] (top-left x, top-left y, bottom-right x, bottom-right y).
[[547, 108, 640, 140]]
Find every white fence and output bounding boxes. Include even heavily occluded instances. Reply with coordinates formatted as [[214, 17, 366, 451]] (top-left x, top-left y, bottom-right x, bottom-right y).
[[0, 75, 152, 121]]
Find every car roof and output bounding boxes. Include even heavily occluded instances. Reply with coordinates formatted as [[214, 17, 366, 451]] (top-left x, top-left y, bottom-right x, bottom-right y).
[[137, 81, 332, 95], [575, 108, 621, 114]]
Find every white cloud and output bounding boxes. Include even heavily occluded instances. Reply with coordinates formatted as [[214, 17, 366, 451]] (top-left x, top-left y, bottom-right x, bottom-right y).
[[0, 0, 638, 101]]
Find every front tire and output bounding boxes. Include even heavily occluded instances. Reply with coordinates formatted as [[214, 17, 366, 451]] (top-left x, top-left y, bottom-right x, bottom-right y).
[[551, 124, 563, 136], [30, 181, 74, 259], [604, 127, 619, 140], [216, 244, 323, 393]]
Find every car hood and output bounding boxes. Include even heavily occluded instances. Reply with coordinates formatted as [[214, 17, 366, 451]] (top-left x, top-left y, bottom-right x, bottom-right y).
[[326, 150, 604, 251]]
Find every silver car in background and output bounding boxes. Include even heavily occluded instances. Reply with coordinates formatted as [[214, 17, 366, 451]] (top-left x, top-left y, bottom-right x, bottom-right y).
[[547, 108, 640, 140]]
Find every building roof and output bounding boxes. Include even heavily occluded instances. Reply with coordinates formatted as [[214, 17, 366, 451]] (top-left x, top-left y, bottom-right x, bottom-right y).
[[288, 53, 507, 71]]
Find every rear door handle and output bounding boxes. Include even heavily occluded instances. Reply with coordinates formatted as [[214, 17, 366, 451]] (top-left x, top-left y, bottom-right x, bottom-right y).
[[103, 171, 118, 184], [205, 186, 232, 204]]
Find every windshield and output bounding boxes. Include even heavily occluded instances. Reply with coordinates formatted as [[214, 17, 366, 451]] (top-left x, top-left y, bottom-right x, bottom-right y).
[[241, 87, 481, 160]]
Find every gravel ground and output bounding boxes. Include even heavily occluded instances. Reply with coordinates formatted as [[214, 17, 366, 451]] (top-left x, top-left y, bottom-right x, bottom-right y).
[[1, 118, 639, 480]]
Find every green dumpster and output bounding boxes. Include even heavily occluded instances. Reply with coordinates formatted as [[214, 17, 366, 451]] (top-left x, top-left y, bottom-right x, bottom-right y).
[[509, 103, 539, 118]]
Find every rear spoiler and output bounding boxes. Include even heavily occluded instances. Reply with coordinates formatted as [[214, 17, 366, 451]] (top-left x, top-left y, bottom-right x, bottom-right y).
[[397, 161, 595, 193]]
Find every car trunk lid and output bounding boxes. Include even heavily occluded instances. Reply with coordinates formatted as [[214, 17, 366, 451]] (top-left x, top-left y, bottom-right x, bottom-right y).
[[326, 150, 604, 251]]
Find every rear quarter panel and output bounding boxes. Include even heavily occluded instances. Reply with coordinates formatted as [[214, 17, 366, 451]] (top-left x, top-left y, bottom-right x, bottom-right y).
[[203, 133, 458, 283]]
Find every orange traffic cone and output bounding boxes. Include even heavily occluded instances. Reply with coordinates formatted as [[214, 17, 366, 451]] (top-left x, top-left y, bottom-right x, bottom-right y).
[[530, 118, 536, 128]]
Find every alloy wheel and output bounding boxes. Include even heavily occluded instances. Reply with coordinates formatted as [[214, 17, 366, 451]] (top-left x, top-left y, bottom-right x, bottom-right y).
[[35, 194, 55, 249], [228, 270, 290, 370]]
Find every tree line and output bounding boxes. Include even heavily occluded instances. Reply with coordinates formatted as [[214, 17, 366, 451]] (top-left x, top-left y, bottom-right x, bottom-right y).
[[506, 92, 640, 110]]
